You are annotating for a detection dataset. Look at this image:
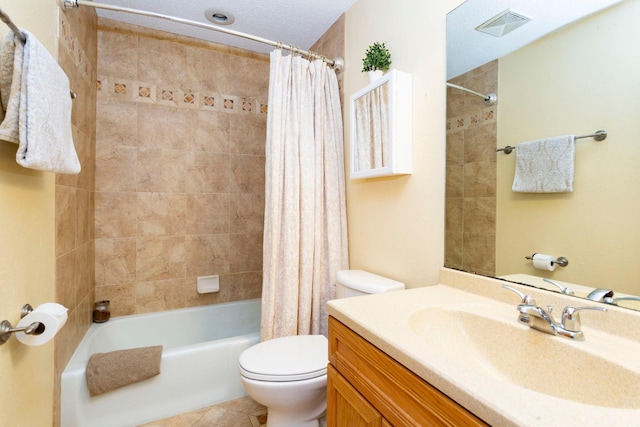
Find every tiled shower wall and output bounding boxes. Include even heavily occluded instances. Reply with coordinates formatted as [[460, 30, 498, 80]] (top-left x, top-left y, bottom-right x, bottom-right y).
[[55, 6, 98, 426], [445, 60, 497, 276], [310, 15, 345, 105], [94, 19, 269, 316]]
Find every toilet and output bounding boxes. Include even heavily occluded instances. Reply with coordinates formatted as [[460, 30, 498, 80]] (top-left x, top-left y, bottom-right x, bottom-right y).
[[238, 270, 405, 427]]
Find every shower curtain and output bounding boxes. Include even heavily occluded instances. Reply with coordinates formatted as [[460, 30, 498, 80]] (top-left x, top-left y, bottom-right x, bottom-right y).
[[260, 49, 348, 341]]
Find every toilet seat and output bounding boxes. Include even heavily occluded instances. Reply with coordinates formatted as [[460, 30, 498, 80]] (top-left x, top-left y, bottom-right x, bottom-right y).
[[239, 335, 328, 382]]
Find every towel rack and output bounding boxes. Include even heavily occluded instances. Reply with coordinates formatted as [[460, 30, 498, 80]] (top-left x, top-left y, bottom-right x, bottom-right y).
[[0, 7, 76, 99], [496, 130, 607, 154], [0, 7, 25, 43]]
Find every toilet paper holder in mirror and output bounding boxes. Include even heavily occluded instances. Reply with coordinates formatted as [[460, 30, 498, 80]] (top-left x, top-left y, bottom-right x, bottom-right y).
[[0, 304, 43, 345], [525, 254, 569, 267]]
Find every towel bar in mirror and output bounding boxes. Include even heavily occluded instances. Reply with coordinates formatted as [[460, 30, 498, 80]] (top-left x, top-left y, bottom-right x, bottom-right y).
[[350, 69, 412, 179]]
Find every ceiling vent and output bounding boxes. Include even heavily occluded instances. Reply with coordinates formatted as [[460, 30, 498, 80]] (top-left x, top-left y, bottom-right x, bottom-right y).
[[475, 9, 530, 37]]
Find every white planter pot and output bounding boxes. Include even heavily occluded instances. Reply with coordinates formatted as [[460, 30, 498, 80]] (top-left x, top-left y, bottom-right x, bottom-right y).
[[368, 70, 384, 83]]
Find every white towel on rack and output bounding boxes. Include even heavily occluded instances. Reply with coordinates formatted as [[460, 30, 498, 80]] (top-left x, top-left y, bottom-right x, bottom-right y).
[[512, 135, 576, 193], [0, 30, 80, 174], [0, 30, 23, 144]]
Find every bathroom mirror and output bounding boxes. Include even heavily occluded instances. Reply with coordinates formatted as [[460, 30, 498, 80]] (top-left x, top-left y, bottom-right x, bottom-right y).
[[445, 0, 640, 309], [350, 69, 412, 179]]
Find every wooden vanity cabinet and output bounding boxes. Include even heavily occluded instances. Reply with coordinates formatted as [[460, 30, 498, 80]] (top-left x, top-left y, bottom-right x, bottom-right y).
[[327, 316, 488, 427]]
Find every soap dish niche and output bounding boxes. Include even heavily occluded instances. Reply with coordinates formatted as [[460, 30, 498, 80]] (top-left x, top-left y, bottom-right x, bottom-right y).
[[197, 275, 220, 294]]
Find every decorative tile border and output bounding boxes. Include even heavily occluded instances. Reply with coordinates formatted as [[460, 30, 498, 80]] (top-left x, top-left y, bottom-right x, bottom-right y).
[[483, 106, 496, 122], [97, 75, 267, 116], [201, 93, 217, 111], [158, 88, 179, 106], [60, 14, 92, 82], [182, 90, 198, 108], [134, 82, 157, 104], [446, 106, 496, 134]]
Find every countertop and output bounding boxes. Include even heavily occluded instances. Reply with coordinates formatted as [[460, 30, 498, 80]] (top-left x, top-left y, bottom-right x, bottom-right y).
[[326, 268, 640, 426]]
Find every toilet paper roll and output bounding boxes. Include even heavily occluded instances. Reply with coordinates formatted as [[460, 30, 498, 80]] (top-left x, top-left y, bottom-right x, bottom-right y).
[[532, 253, 557, 272], [15, 303, 68, 346]]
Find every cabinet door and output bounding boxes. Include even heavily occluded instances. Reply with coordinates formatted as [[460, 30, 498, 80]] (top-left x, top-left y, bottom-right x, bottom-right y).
[[327, 365, 384, 427], [329, 317, 489, 426]]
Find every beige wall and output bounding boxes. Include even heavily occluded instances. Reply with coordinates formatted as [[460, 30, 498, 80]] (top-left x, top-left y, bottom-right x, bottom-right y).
[[496, 0, 640, 294], [344, 0, 463, 288], [94, 20, 268, 316], [0, 1, 57, 425], [445, 61, 498, 277], [0, 0, 460, 422]]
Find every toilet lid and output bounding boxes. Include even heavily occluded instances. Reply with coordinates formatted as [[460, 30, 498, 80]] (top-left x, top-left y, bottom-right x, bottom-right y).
[[239, 335, 328, 382]]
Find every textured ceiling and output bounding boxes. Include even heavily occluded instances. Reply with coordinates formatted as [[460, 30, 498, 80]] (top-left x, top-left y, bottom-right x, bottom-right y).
[[89, 0, 357, 58], [82, 0, 623, 77], [447, 0, 624, 79]]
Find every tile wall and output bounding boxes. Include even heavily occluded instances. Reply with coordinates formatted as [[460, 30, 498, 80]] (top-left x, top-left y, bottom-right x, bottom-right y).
[[310, 15, 345, 104], [94, 19, 269, 316], [54, 5, 98, 426], [49, 13, 344, 423], [445, 60, 497, 276]]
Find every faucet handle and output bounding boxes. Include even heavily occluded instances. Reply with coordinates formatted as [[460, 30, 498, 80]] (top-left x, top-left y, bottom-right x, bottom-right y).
[[603, 295, 640, 305], [561, 305, 607, 332], [502, 284, 536, 305], [543, 278, 575, 295]]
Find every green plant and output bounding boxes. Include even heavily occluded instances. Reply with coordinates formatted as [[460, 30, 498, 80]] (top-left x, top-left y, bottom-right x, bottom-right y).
[[361, 42, 392, 73]]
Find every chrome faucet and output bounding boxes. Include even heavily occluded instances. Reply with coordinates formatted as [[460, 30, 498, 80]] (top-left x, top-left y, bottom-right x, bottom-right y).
[[586, 288, 640, 306], [603, 295, 640, 305], [502, 284, 606, 341], [586, 288, 615, 302], [543, 278, 574, 295]]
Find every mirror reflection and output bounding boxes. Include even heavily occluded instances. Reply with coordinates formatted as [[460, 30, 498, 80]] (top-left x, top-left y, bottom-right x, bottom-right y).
[[445, 0, 640, 309], [353, 81, 390, 174]]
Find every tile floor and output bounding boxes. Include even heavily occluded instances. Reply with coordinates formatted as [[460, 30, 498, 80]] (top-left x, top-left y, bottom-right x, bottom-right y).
[[138, 396, 267, 427]]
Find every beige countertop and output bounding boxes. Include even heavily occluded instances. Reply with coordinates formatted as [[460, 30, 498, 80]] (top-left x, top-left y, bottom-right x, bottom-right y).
[[327, 268, 640, 427]]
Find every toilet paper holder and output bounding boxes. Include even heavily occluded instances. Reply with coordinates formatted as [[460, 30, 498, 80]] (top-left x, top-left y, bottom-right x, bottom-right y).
[[0, 304, 43, 345], [525, 254, 569, 267]]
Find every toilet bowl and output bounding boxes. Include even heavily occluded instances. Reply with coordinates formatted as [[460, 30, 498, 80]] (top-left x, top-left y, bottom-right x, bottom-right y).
[[239, 335, 328, 427], [239, 270, 405, 426]]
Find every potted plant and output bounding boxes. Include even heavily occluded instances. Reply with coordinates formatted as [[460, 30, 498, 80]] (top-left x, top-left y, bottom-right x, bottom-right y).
[[362, 42, 392, 83]]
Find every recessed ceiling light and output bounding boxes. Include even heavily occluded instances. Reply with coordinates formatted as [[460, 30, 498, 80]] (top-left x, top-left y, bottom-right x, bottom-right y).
[[204, 8, 236, 26]]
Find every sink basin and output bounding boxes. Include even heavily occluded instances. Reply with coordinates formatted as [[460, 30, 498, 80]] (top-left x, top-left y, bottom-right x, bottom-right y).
[[409, 304, 640, 409]]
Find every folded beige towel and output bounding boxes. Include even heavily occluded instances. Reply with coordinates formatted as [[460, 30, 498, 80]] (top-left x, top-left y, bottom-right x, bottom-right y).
[[86, 345, 163, 397], [512, 135, 576, 193]]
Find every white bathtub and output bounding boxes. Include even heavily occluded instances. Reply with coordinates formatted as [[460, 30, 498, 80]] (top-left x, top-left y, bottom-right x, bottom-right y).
[[61, 299, 261, 427]]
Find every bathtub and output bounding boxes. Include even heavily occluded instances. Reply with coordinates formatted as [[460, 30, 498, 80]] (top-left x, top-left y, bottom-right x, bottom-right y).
[[61, 299, 261, 427]]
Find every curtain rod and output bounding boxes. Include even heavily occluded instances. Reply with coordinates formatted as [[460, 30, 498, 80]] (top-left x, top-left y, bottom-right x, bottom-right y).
[[446, 82, 497, 105], [63, 0, 345, 71]]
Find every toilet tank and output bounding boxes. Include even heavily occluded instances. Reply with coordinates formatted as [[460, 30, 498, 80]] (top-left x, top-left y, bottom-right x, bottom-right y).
[[335, 270, 405, 299]]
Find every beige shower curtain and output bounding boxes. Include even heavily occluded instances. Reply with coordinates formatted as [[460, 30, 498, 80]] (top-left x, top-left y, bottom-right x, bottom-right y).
[[260, 50, 348, 341]]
